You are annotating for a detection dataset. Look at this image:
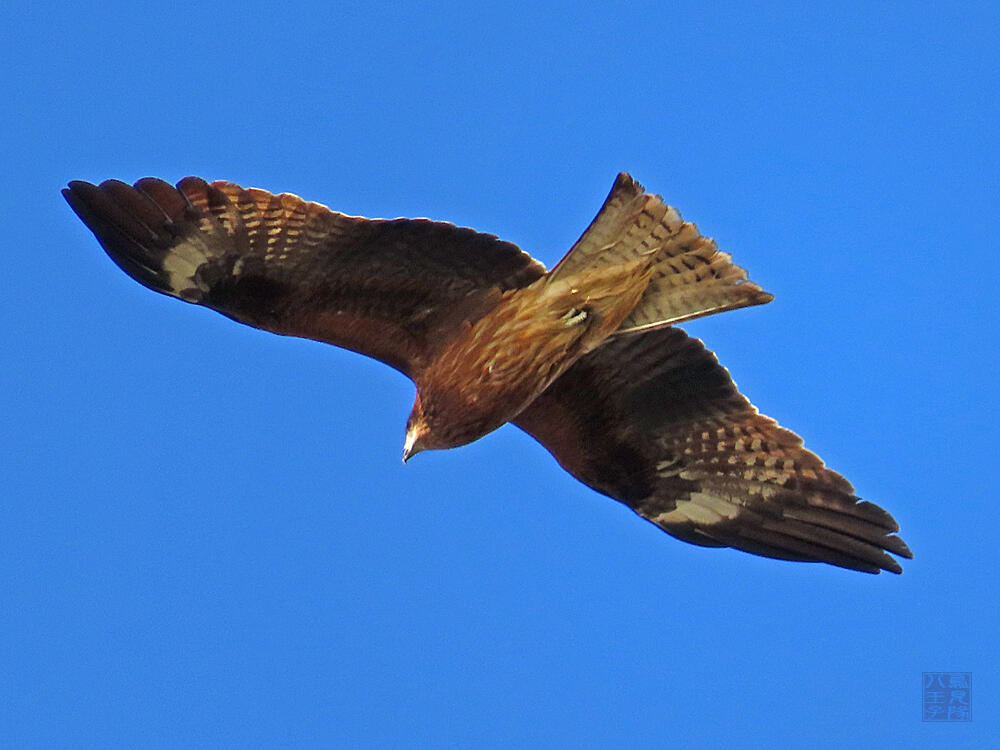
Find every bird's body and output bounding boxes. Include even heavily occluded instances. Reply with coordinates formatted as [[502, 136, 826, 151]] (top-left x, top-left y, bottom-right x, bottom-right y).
[[64, 172, 912, 574], [408, 258, 654, 454]]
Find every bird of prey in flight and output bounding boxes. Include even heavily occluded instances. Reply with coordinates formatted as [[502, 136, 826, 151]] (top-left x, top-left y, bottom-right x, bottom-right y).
[[64, 173, 911, 574]]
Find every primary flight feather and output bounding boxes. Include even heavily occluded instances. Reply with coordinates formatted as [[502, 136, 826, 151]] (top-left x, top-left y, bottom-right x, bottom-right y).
[[63, 173, 911, 574]]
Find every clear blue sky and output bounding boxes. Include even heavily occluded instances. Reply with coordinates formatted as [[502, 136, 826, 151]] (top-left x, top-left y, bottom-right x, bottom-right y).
[[2, 1, 997, 747]]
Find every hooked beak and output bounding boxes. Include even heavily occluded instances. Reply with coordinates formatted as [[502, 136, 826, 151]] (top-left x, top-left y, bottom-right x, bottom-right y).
[[402, 428, 422, 464]]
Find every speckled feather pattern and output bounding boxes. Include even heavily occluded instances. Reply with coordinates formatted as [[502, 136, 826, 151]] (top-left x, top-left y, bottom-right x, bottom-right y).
[[515, 328, 911, 573], [64, 177, 544, 374], [64, 174, 911, 574], [557, 173, 773, 332], [414, 259, 653, 447]]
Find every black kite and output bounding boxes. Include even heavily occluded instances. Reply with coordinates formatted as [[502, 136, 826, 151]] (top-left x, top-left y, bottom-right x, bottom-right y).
[[63, 173, 911, 574]]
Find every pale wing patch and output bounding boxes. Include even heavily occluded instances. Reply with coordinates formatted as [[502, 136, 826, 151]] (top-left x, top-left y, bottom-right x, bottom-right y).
[[654, 492, 741, 525], [161, 239, 214, 301]]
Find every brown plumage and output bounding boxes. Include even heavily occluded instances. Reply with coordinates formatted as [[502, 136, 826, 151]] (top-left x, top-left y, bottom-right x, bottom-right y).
[[63, 173, 912, 574]]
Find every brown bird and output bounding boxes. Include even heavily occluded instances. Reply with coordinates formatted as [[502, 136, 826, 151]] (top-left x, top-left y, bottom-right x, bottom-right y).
[[63, 173, 912, 574]]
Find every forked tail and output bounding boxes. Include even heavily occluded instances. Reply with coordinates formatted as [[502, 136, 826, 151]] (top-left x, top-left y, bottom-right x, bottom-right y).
[[550, 173, 773, 334]]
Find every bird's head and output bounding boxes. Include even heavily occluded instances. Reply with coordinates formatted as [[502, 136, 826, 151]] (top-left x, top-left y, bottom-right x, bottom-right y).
[[402, 390, 489, 462]]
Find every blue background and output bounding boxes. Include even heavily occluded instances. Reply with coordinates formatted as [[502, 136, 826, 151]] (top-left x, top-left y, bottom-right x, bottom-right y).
[[3, 1, 997, 747]]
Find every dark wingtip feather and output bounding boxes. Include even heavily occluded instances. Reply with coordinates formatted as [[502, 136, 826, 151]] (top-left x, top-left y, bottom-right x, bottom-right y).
[[63, 179, 175, 295], [885, 534, 913, 560]]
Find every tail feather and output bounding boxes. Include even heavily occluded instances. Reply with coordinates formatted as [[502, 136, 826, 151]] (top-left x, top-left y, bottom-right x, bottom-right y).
[[551, 173, 773, 334]]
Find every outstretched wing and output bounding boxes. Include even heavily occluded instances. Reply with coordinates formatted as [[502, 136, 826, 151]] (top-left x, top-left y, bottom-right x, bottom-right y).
[[64, 177, 546, 375], [513, 326, 912, 574]]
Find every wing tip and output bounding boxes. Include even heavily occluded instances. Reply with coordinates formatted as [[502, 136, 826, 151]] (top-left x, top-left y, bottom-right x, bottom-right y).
[[650, 489, 913, 575], [64, 178, 196, 299]]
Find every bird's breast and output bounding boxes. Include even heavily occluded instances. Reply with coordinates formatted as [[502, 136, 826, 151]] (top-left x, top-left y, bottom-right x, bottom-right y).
[[415, 266, 651, 447]]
